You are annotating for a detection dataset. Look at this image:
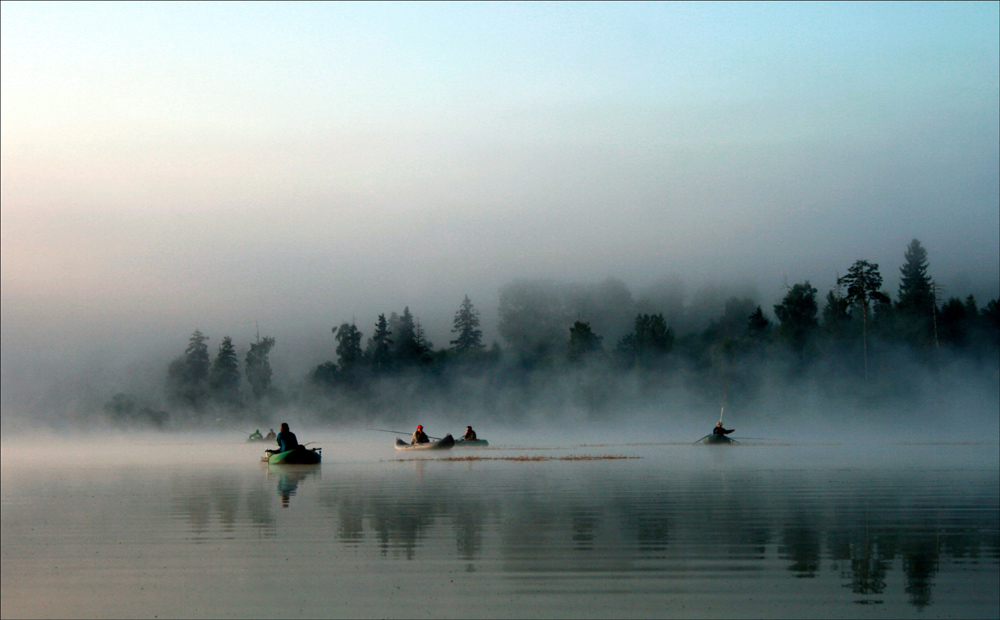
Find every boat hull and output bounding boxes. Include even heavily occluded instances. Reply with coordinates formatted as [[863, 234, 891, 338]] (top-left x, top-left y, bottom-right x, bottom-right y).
[[395, 434, 455, 451], [454, 438, 489, 447], [266, 447, 322, 464], [697, 434, 737, 445]]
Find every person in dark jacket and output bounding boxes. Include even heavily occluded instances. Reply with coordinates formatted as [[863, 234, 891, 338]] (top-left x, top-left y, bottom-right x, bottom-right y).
[[264, 429, 276, 441], [276, 422, 299, 452], [411, 425, 429, 445], [463, 426, 477, 440], [713, 422, 734, 436]]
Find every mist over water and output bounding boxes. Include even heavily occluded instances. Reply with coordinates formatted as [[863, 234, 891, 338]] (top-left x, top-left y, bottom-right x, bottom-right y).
[[3, 272, 998, 443]]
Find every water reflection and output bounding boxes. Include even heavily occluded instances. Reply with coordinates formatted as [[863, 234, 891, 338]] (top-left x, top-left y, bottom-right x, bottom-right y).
[[169, 471, 244, 541], [266, 463, 320, 508], [152, 451, 999, 612], [168, 464, 321, 539], [312, 465, 997, 609]]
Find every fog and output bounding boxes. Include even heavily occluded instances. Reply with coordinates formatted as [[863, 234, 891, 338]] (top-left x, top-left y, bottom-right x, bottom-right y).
[[3, 272, 997, 447], [2, 4, 998, 439]]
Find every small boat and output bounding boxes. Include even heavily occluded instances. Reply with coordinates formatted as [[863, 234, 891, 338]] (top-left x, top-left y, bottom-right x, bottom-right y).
[[454, 438, 489, 448], [394, 434, 455, 451], [695, 434, 738, 445], [263, 446, 322, 464]]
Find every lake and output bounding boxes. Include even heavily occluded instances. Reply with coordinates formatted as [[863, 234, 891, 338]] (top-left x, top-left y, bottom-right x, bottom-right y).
[[1, 430, 997, 619]]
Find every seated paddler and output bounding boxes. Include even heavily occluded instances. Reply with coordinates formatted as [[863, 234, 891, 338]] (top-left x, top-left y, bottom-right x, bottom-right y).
[[463, 426, 477, 440], [713, 422, 734, 436], [411, 424, 429, 445], [249, 429, 263, 440], [275, 422, 299, 452], [264, 428, 276, 440]]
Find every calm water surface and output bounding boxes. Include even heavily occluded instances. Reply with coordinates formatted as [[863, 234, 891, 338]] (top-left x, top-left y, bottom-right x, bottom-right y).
[[1, 431, 997, 619]]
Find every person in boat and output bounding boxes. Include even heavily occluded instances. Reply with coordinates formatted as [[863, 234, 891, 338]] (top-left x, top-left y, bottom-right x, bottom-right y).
[[249, 429, 263, 440], [463, 426, 477, 441], [275, 422, 299, 452], [713, 422, 735, 436], [411, 425, 429, 445], [264, 428, 276, 441]]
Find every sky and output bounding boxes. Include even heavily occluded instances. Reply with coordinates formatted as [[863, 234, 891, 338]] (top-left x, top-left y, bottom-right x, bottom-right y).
[[2, 2, 998, 404]]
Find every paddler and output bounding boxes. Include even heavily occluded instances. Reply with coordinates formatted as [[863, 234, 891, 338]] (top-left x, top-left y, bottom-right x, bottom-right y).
[[713, 422, 734, 436], [411, 424, 429, 445], [463, 426, 477, 440], [276, 422, 299, 452], [249, 429, 263, 440], [264, 428, 276, 440]]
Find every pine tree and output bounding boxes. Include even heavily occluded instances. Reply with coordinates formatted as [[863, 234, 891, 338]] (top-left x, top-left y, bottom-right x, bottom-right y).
[[568, 321, 603, 363], [208, 336, 241, 404], [615, 313, 673, 368], [746, 306, 771, 340], [773, 282, 819, 359], [165, 329, 211, 408], [898, 239, 932, 309], [413, 320, 434, 364], [391, 307, 421, 366], [333, 323, 364, 372], [896, 239, 935, 346], [245, 336, 275, 399], [184, 329, 210, 387], [451, 295, 484, 352], [838, 261, 890, 379], [368, 314, 393, 373]]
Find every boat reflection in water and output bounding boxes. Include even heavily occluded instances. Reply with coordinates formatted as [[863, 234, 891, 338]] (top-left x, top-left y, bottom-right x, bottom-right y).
[[266, 463, 320, 508]]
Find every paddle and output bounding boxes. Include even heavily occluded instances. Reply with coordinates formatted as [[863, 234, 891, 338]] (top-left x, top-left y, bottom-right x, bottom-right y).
[[366, 427, 443, 440], [718, 355, 734, 424]]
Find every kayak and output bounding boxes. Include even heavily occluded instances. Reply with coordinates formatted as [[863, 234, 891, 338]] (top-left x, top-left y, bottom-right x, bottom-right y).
[[264, 446, 322, 464], [454, 438, 489, 448], [395, 434, 455, 451], [695, 434, 738, 445]]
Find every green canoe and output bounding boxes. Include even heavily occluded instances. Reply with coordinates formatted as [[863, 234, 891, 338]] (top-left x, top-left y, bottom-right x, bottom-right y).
[[264, 446, 322, 464]]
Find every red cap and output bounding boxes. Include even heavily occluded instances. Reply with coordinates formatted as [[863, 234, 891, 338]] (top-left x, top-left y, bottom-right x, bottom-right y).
[[417, 425, 423, 430]]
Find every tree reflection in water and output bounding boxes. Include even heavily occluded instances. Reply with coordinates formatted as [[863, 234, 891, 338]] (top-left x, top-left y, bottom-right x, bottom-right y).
[[780, 512, 822, 577], [311, 465, 997, 610], [160, 459, 997, 611], [169, 472, 244, 541]]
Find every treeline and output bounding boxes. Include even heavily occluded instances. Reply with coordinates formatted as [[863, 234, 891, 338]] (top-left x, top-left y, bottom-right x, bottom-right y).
[[106, 239, 999, 427], [107, 332, 278, 427]]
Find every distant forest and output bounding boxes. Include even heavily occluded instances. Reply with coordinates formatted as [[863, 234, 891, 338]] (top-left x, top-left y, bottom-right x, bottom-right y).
[[106, 239, 999, 429]]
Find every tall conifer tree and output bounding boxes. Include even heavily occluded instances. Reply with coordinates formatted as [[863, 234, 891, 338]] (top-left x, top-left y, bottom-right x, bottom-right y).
[[209, 336, 241, 404], [451, 295, 485, 352]]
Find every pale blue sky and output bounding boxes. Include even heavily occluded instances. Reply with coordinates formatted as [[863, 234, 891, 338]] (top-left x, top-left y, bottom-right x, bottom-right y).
[[2, 2, 998, 387]]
